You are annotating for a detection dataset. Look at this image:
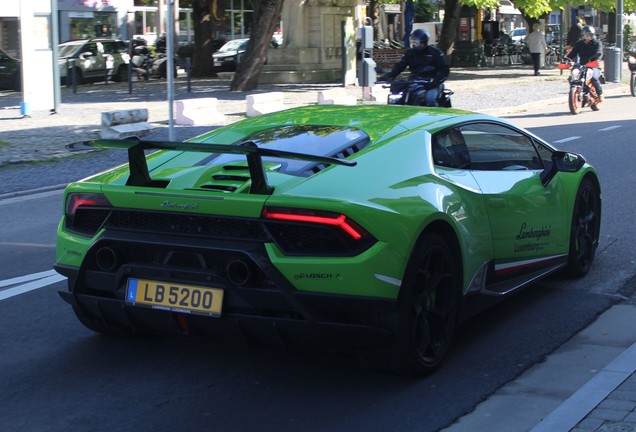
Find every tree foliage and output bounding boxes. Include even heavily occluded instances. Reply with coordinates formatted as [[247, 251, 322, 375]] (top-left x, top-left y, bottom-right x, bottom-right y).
[[414, 0, 436, 22]]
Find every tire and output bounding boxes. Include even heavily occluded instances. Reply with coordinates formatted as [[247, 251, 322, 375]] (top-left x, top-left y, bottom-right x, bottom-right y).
[[565, 178, 601, 277], [357, 232, 461, 375], [568, 86, 581, 115], [630, 73, 636, 97], [114, 64, 128, 82]]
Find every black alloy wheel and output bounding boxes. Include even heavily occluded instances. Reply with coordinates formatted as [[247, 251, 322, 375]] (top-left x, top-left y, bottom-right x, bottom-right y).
[[358, 232, 461, 375], [406, 233, 460, 371], [566, 178, 601, 277]]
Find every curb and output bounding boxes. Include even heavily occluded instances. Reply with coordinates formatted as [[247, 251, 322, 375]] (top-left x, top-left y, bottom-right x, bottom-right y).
[[530, 337, 636, 431], [479, 85, 630, 116]]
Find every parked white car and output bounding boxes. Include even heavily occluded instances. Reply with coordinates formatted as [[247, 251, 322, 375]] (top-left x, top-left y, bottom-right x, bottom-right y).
[[509, 27, 527, 43]]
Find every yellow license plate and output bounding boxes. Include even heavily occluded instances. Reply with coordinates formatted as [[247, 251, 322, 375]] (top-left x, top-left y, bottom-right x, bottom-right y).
[[126, 279, 223, 317]]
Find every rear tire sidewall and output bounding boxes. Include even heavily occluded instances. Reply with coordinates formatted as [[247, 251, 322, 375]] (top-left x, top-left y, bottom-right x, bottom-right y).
[[566, 178, 600, 277], [399, 233, 460, 373], [364, 232, 461, 375]]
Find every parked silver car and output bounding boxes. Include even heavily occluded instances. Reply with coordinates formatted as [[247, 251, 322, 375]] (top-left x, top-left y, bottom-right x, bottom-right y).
[[59, 38, 130, 84]]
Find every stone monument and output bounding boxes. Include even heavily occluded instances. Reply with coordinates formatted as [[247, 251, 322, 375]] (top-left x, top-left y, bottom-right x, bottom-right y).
[[259, 0, 359, 84]]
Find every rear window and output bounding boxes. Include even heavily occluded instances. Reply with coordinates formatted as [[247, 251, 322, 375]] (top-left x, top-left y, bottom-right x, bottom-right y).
[[198, 125, 370, 176]]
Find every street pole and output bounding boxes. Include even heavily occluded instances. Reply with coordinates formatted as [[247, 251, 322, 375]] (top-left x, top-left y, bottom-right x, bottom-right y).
[[167, 0, 175, 140], [51, 0, 60, 113], [617, 0, 624, 80]]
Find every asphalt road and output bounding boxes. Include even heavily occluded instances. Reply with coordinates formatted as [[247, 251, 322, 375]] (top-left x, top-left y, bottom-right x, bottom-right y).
[[1, 95, 635, 431]]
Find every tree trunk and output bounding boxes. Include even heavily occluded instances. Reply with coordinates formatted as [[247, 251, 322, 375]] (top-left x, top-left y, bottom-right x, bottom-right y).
[[230, 0, 284, 91], [438, 0, 462, 59], [191, 0, 217, 78]]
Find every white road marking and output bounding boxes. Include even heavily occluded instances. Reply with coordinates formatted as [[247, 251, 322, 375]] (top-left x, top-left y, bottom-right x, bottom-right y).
[[598, 125, 622, 132], [0, 242, 56, 249], [0, 270, 66, 301], [553, 125, 621, 144], [553, 136, 581, 144]]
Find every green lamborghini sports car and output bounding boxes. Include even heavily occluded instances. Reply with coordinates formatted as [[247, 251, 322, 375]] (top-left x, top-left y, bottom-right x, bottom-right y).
[[55, 105, 601, 375]]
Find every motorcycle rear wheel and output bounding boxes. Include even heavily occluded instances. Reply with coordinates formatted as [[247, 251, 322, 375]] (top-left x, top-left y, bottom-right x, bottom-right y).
[[631, 73, 636, 97], [568, 86, 581, 115]]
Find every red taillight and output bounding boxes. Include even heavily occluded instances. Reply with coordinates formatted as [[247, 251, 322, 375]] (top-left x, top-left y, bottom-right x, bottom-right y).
[[263, 207, 368, 240], [65, 193, 112, 217]]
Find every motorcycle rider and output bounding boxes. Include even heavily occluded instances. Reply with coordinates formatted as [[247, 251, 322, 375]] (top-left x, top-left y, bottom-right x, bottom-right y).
[[380, 29, 450, 106], [565, 26, 604, 101]]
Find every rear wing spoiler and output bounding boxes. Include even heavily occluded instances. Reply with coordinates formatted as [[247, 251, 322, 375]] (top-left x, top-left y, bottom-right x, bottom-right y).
[[91, 138, 357, 194]]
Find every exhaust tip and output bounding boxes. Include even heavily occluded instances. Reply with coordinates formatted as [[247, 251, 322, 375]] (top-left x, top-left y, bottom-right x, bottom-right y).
[[226, 260, 252, 286], [95, 247, 118, 272]]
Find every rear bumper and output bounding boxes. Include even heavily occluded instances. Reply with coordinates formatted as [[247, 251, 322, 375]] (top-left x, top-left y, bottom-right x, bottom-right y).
[[56, 264, 395, 349]]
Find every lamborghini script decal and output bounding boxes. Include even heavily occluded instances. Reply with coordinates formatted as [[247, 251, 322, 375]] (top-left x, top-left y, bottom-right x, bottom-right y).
[[514, 222, 551, 253], [161, 201, 199, 210]]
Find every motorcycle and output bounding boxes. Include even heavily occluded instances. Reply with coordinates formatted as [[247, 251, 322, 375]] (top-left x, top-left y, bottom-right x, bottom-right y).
[[382, 78, 453, 107], [130, 36, 176, 80], [628, 49, 636, 97], [131, 45, 153, 80], [558, 60, 603, 115]]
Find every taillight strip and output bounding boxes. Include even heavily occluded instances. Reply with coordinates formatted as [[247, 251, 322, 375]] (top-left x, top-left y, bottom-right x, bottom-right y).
[[264, 210, 363, 240], [66, 193, 112, 217]]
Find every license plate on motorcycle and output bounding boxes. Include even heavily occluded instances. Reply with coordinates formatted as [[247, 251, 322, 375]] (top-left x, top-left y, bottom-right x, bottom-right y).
[[126, 278, 223, 317]]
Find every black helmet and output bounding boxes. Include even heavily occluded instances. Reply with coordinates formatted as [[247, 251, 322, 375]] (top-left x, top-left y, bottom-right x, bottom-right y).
[[411, 29, 430, 46], [582, 26, 595, 35]]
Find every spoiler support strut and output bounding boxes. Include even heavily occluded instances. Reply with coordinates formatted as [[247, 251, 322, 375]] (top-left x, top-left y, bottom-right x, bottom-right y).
[[91, 138, 356, 193]]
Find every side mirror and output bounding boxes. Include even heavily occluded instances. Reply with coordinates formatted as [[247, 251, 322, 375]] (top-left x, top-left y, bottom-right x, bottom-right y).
[[540, 150, 586, 186], [81, 51, 95, 58]]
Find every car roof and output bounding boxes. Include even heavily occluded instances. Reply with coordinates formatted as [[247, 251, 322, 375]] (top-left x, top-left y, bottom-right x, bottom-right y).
[[60, 38, 122, 45], [198, 105, 493, 145]]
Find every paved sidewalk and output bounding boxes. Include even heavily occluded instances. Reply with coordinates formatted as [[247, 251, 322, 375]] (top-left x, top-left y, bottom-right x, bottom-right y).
[[1, 64, 635, 431], [443, 301, 636, 432]]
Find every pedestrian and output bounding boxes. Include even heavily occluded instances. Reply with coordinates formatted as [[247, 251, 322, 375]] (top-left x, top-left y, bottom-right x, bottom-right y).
[[525, 23, 548, 76], [566, 21, 583, 49]]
